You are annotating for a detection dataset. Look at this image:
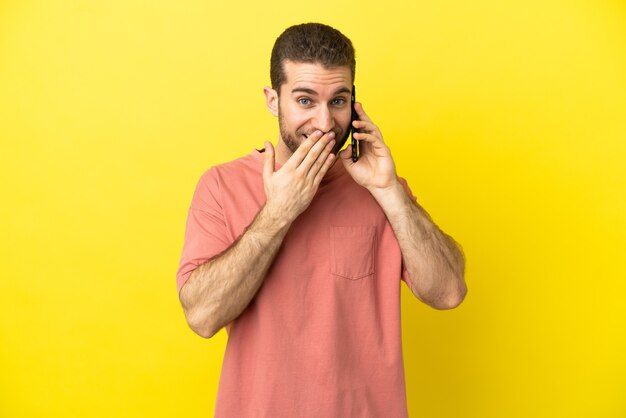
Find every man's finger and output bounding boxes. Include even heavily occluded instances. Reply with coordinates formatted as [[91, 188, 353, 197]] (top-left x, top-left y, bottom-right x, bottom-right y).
[[284, 130, 324, 169], [352, 119, 379, 136], [305, 137, 336, 180], [297, 131, 335, 175], [313, 153, 336, 186], [263, 141, 275, 182], [354, 102, 372, 123], [353, 131, 380, 144], [339, 143, 353, 162]]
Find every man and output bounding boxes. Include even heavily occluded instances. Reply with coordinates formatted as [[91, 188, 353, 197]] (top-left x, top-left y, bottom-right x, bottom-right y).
[[177, 23, 467, 417]]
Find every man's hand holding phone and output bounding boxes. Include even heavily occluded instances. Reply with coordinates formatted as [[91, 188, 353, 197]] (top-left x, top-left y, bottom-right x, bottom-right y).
[[339, 102, 398, 193]]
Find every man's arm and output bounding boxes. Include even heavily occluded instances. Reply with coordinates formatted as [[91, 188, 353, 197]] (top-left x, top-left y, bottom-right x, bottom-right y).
[[179, 131, 336, 338], [340, 102, 466, 310], [180, 204, 291, 338], [370, 182, 466, 309]]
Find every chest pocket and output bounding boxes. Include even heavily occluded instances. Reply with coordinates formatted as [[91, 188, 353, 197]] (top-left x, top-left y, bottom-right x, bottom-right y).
[[329, 225, 376, 280]]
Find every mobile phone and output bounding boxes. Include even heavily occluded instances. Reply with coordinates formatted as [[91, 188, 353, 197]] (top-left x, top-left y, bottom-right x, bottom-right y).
[[350, 85, 358, 162]]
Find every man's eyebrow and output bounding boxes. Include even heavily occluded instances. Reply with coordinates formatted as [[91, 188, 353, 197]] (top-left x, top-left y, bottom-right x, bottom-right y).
[[291, 87, 318, 95], [332, 87, 352, 95], [291, 87, 352, 96]]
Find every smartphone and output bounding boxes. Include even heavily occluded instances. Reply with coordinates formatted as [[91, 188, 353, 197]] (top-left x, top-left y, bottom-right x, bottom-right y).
[[350, 85, 358, 162]]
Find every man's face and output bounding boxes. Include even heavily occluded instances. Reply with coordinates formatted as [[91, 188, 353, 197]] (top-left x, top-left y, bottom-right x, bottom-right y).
[[275, 61, 353, 154]]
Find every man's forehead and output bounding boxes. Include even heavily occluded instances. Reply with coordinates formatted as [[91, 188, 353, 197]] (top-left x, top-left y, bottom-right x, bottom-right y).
[[283, 61, 352, 88]]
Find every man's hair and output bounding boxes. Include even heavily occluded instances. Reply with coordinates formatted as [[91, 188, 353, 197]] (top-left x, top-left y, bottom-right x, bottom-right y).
[[270, 23, 356, 93]]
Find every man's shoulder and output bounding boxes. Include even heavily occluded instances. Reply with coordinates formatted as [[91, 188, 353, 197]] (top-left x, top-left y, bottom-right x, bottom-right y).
[[199, 150, 263, 184], [189, 150, 264, 209]]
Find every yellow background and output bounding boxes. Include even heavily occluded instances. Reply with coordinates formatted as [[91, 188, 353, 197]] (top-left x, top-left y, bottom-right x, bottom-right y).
[[1, 0, 625, 417]]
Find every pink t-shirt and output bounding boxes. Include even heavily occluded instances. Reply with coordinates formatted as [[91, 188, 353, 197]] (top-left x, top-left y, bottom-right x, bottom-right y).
[[177, 150, 415, 417]]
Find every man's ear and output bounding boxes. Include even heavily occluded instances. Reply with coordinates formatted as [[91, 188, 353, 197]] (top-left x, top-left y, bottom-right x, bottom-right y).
[[263, 86, 279, 117]]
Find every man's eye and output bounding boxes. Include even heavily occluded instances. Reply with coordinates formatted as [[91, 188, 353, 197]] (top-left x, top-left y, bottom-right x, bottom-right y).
[[332, 98, 346, 105], [298, 98, 311, 105]]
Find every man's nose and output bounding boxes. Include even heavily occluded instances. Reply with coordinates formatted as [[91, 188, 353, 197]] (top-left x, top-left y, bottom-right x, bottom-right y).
[[312, 105, 335, 133]]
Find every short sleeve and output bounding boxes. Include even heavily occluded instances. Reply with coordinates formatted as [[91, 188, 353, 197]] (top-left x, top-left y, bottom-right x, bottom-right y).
[[397, 176, 416, 283], [176, 169, 232, 294]]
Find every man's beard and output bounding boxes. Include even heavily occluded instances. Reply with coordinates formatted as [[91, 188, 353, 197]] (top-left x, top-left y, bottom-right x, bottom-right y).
[[278, 106, 348, 155]]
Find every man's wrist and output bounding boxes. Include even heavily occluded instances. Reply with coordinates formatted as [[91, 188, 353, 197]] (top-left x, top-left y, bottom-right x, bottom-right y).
[[253, 203, 294, 236], [368, 178, 406, 214]]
